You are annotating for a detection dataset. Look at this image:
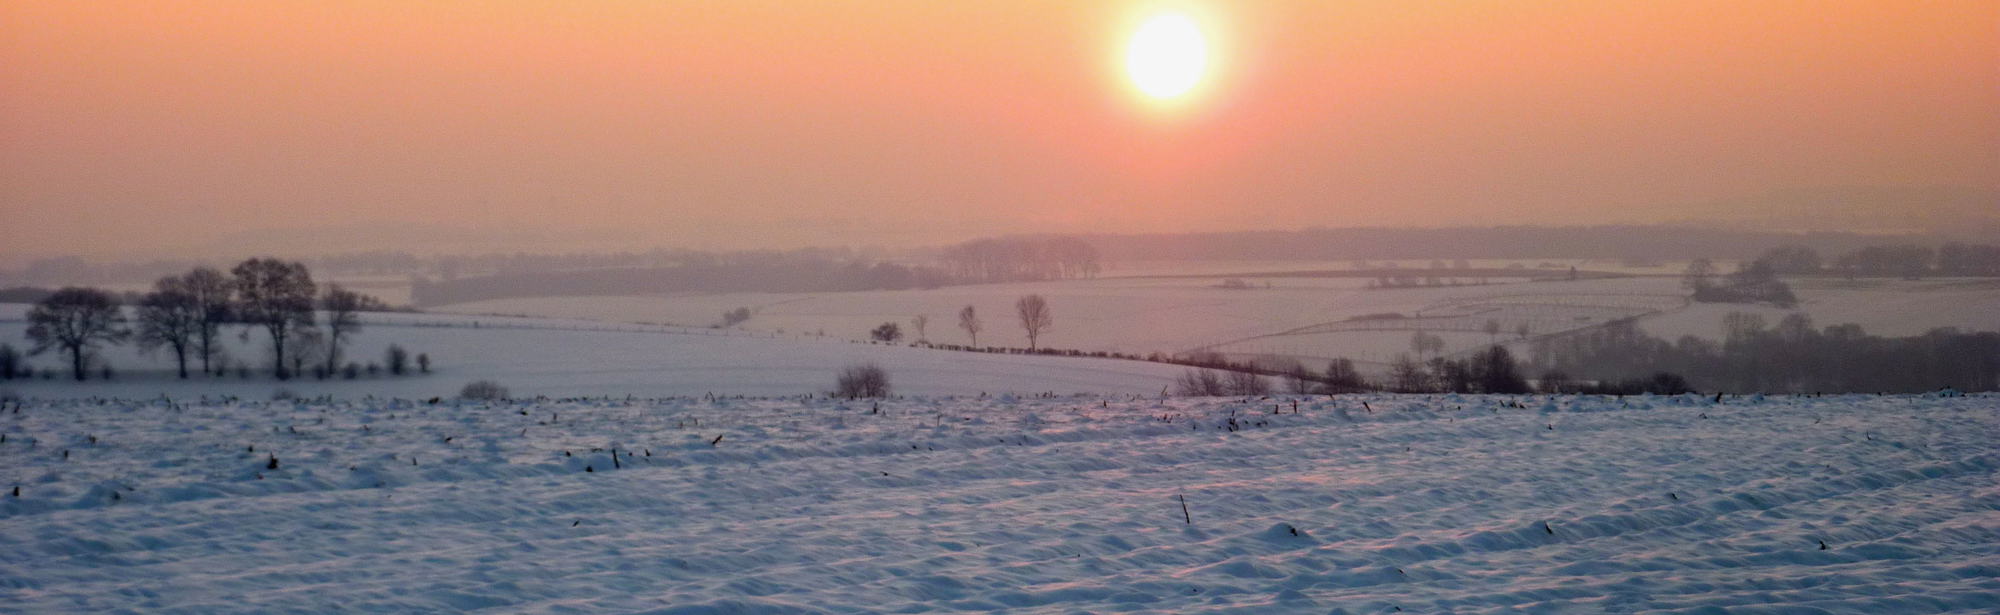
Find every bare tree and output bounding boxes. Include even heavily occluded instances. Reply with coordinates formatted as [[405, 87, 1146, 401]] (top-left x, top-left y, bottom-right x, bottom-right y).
[[1174, 368, 1226, 396], [181, 267, 234, 376], [417, 352, 431, 373], [1014, 294, 1052, 350], [25, 287, 128, 381], [1288, 359, 1320, 393], [1515, 322, 1532, 340], [1225, 370, 1271, 396], [135, 277, 202, 378], [1484, 319, 1502, 345], [232, 258, 316, 379], [1324, 358, 1367, 393], [287, 328, 325, 380], [909, 315, 930, 344], [1388, 354, 1430, 393], [320, 284, 365, 371], [957, 305, 982, 347]]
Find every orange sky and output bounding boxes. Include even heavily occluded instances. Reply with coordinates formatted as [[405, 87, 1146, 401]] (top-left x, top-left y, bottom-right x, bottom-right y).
[[2, 0, 1995, 258]]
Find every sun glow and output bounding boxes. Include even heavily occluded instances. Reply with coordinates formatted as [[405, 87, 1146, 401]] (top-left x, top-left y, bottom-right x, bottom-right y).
[[1125, 12, 1208, 100]]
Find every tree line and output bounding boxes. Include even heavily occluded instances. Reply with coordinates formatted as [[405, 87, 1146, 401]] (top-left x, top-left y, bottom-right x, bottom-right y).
[[938, 236, 1102, 284], [1527, 314, 2000, 394], [871, 294, 1055, 351], [1750, 242, 2000, 278], [1682, 259, 1797, 308], [410, 255, 954, 306], [2, 258, 429, 382]]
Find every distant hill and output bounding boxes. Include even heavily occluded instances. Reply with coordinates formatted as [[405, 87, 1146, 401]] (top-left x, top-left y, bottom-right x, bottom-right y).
[[1076, 225, 1974, 263]]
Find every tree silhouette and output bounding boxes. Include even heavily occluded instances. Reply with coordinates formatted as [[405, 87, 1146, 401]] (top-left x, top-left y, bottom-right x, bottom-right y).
[[1015, 294, 1052, 350], [25, 287, 128, 381], [957, 305, 982, 348], [135, 277, 202, 378], [232, 258, 316, 379], [180, 267, 235, 376], [320, 284, 365, 371]]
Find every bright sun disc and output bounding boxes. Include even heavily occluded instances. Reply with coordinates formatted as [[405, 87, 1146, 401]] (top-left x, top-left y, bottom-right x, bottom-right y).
[[1126, 13, 1207, 100]]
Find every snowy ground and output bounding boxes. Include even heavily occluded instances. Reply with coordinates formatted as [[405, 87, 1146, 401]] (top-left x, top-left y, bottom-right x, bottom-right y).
[[434, 275, 2000, 366], [433, 277, 1688, 363], [0, 305, 1185, 399], [2, 392, 1993, 613]]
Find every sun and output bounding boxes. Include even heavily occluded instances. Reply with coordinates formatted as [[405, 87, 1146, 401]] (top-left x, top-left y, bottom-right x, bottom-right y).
[[1125, 12, 1208, 100]]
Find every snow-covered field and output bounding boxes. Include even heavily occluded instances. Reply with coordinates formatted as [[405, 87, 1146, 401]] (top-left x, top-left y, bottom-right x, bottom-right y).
[[434, 275, 2000, 366], [3, 392, 1993, 613], [0, 305, 1184, 399], [433, 277, 1689, 363]]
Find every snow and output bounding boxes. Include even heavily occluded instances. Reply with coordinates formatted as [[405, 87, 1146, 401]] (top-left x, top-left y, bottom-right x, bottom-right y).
[[3, 392, 1994, 613], [435, 276, 2000, 365], [433, 277, 1690, 362], [0, 305, 1186, 399]]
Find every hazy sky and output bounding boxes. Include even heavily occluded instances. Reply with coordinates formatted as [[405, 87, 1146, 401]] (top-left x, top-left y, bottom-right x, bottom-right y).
[[3, 0, 1995, 258]]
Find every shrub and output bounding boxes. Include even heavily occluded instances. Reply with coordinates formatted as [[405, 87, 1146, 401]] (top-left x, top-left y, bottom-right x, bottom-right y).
[[1225, 370, 1271, 396], [1324, 358, 1368, 393], [386, 345, 408, 376], [1174, 369, 1227, 396], [459, 380, 509, 400], [721, 307, 752, 327], [869, 322, 903, 343], [834, 363, 891, 398]]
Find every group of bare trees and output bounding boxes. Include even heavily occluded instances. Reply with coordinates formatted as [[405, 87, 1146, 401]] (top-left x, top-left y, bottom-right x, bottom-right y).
[[939, 237, 1101, 284], [1384, 346, 1534, 394], [1172, 368, 1273, 396], [10, 258, 427, 382], [888, 294, 1053, 352]]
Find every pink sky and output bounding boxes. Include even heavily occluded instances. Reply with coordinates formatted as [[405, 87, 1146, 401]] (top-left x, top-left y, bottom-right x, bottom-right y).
[[3, 0, 1995, 257]]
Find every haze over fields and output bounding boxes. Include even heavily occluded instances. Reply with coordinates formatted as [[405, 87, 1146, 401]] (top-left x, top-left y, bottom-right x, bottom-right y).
[[3, 1, 1995, 259], [3, 2, 1998, 614]]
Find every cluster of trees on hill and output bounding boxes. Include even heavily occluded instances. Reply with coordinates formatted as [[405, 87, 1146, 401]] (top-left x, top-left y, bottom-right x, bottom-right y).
[[1683, 259, 1798, 307], [1078, 226, 1959, 263], [411, 237, 1104, 306], [1750, 243, 2000, 278], [1379, 347, 1539, 394], [1527, 314, 2000, 393], [2, 259, 429, 382], [412, 255, 953, 306], [938, 236, 1101, 283]]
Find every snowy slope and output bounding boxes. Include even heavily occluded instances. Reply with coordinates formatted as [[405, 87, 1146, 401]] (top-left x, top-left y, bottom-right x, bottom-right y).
[[0, 305, 1185, 398], [2, 393, 1994, 613]]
